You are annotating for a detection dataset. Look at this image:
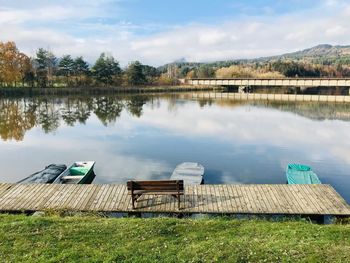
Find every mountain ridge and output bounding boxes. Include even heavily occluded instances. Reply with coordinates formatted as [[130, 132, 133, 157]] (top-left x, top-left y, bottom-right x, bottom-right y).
[[159, 44, 350, 70]]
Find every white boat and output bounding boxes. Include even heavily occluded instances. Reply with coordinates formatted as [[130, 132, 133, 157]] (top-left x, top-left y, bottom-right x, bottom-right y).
[[170, 162, 204, 185], [53, 161, 96, 184]]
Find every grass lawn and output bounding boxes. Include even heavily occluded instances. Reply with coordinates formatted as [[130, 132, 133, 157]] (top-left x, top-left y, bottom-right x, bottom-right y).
[[0, 214, 349, 262]]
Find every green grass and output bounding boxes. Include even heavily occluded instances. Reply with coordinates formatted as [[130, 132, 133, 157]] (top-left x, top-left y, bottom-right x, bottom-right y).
[[0, 214, 349, 262]]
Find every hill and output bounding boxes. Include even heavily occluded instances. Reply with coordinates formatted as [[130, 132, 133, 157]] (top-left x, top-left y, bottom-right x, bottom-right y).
[[159, 44, 350, 71], [257, 44, 350, 62]]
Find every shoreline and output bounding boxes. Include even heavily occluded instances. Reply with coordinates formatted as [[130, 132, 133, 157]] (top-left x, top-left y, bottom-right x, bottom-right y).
[[0, 85, 219, 97]]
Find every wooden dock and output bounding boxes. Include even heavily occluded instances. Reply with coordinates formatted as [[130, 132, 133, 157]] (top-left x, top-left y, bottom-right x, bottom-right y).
[[0, 183, 349, 215]]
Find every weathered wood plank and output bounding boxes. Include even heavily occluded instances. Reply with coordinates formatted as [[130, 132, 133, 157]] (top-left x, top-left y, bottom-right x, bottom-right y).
[[113, 185, 126, 210], [103, 185, 118, 211], [271, 185, 288, 214], [224, 185, 235, 213], [41, 184, 62, 209], [69, 184, 90, 210], [0, 183, 12, 197], [281, 185, 306, 214], [60, 185, 80, 210], [0, 183, 349, 215], [32, 184, 59, 210], [90, 185, 108, 211], [322, 185, 350, 213], [299, 185, 323, 214], [78, 184, 100, 211], [259, 185, 275, 212], [93, 185, 111, 211], [2, 184, 29, 210], [290, 185, 312, 214], [230, 185, 244, 213]]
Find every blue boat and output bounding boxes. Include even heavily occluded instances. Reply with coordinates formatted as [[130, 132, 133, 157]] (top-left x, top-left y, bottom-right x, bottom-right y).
[[286, 164, 321, 184]]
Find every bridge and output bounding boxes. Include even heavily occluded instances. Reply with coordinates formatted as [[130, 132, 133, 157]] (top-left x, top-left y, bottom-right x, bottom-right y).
[[185, 78, 350, 87]]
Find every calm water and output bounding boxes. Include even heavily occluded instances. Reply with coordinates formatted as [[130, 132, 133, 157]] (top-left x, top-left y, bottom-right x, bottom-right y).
[[1, 92, 350, 202]]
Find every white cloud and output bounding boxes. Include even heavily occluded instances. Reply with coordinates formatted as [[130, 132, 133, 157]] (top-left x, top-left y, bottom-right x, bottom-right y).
[[0, 6, 82, 24], [0, 0, 350, 65], [326, 25, 347, 37]]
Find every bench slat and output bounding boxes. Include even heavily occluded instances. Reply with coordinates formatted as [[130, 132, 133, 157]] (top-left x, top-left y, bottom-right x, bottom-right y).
[[127, 180, 184, 191], [131, 191, 184, 195]]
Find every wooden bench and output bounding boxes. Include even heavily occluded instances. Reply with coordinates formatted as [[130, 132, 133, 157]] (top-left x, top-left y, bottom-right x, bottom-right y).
[[127, 180, 184, 210]]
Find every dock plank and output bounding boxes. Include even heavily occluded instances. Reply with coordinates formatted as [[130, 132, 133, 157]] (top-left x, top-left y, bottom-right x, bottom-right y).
[[41, 184, 61, 209], [69, 184, 90, 210], [78, 184, 100, 211], [0, 183, 348, 216], [2, 184, 29, 210]]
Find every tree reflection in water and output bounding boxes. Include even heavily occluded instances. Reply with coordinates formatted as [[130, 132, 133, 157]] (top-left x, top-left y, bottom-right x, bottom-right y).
[[0, 95, 157, 141], [1, 93, 350, 141]]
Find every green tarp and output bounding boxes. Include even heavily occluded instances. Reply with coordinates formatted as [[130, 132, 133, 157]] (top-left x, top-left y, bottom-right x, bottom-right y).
[[70, 167, 90, 176]]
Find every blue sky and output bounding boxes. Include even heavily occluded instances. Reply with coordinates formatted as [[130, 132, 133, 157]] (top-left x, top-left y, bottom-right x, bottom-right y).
[[0, 0, 350, 65]]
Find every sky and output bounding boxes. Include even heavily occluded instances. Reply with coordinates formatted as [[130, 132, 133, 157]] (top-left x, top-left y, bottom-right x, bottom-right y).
[[1, 0, 350, 66]]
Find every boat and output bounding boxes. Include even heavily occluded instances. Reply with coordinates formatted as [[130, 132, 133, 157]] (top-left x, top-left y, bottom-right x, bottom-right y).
[[17, 164, 67, 184], [286, 164, 321, 184], [53, 161, 96, 184], [170, 162, 205, 185]]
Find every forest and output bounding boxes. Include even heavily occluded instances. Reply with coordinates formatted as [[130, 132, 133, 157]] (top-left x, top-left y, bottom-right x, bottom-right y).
[[0, 41, 170, 88], [1, 41, 350, 88]]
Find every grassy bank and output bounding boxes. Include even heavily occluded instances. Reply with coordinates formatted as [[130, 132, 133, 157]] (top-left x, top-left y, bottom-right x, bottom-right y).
[[0, 215, 349, 262]]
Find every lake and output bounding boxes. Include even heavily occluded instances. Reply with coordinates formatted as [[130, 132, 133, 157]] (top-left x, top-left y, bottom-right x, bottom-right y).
[[1, 92, 350, 202]]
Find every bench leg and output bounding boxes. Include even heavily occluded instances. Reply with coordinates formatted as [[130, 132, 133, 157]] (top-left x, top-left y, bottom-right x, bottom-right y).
[[171, 194, 181, 210], [131, 195, 136, 209], [131, 194, 143, 209]]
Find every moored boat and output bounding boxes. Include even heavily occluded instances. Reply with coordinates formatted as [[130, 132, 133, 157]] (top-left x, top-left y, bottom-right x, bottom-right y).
[[286, 163, 321, 184], [53, 161, 96, 184], [17, 164, 67, 184], [170, 162, 205, 185]]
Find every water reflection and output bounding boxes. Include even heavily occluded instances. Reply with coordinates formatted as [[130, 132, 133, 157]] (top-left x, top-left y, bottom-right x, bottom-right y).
[[1, 93, 350, 141], [0, 95, 151, 141], [0, 93, 350, 202]]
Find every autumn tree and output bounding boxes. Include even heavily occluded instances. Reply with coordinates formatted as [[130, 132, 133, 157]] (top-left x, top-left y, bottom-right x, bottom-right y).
[[0, 41, 32, 87]]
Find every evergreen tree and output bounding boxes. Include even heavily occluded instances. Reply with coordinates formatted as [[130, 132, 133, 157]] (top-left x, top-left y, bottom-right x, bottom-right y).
[[92, 53, 121, 85], [73, 56, 90, 75], [197, 65, 215, 78], [58, 55, 75, 84], [34, 48, 49, 88], [73, 56, 90, 86], [126, 61, 146, 85]]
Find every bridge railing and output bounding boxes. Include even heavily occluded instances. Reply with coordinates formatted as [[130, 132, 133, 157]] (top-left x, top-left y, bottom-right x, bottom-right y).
[[186, 78, 350, 87]]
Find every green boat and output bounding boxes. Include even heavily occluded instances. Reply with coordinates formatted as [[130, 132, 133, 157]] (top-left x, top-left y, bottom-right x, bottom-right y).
[[286, 164, 321, 184], [53, 161, 96, 184]]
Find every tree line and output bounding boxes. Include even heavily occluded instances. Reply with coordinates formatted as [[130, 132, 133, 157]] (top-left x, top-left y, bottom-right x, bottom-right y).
[[2, 41, 350, 88], [160, 60, 350, 79], [0, 41, 172, 88]]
